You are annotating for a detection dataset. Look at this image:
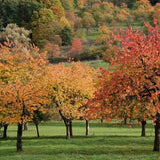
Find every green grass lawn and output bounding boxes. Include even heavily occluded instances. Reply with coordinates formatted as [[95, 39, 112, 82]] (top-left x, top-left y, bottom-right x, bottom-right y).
[[0, 120, 160, 160]]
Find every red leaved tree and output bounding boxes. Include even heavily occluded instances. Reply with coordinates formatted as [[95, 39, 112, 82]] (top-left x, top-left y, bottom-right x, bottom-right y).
[[69, 38, 82, 58], [89, 19, 160, 151]]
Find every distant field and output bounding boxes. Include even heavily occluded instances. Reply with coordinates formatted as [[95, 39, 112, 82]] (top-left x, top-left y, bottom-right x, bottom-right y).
[[83, 60, 110, 69], [86, 24, 145, 39], [65, 60, 110, 69], [0, 120, 160, 160]]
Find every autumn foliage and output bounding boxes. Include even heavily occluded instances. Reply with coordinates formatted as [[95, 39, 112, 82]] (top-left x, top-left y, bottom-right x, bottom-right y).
[[0, 42, 50, 151], [88, 19, 160, 151], [47, 61, 97, 138], [70, 38, 82, 58]]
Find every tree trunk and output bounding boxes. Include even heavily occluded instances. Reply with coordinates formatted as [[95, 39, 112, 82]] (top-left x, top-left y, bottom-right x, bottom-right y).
[[35, 123, 40, 138], [66, 122, 70, 139], [69, 121, 73, 137], [3, 124, 8, 138], [141, 120, 146, 137], [0, 123, 2, 129], [86, 120, 89, 136], [87, 28, 89, 35], [59, 110, 71, 139], [153, 113, 160, 151], [17, 123, 23, 152], [124, 117, 127, 125], [91, 3, 93, 8], [101, 119, 103, 124], [24, 122, 28, 131]]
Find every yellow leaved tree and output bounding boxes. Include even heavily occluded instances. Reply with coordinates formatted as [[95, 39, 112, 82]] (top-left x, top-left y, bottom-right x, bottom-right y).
[[48, 62, 97, 139]]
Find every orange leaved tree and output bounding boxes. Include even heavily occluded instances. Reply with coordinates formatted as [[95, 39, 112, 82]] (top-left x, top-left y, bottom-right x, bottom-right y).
[[0, 42, 50, 151]]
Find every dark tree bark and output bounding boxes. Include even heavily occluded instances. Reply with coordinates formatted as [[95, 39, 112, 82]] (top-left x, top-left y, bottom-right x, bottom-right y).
[[69, 121, 73, 137], [3, 124, 8, 138], [17, 123, 23, 152], [59, 110, 71, 139], [124, 117, 127, 125], [66, 122, 70, 139], [24, 122, 28, 131], [0, 123, 2, 129], [141, 120, 146, 137], [35, 123, 40, 138], [153, 113, 160, 151], [86, 120, 89, 136]]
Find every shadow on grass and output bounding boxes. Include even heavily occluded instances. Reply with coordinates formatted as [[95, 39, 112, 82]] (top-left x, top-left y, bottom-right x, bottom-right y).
[[37, 121, 154, 129], [0, 135, 154, 149], [0, 134, 157, 160], [0, 135, 155, 157], [0, 134, 152, 140]]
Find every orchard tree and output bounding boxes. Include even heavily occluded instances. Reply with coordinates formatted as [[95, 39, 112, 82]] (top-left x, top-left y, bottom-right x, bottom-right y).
[[33, 110, 51, 138], [92, 20, 160, 151], [0, 42, 50, 151], [48, 62, 97, 139]]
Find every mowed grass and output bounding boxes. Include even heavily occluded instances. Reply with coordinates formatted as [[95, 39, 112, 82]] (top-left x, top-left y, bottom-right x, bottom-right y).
[[0, 120, 160, 160]]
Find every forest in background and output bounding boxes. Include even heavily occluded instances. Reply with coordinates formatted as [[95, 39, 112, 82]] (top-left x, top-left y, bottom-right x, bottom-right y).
[[0, 0, 160, 63]]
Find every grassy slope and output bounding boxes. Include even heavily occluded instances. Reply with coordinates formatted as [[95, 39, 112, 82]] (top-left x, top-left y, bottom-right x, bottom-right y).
[[0, 121, 160, 160], [65, 60, 110, 69], [82, 60, 110, 69]]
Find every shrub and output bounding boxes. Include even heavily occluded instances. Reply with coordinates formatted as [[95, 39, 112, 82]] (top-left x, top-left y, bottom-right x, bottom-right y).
[[76, 45, 106, 61]]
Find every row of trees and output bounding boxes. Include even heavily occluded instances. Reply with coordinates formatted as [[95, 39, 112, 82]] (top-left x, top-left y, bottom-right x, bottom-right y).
[[0, 41, 97, 151], [87, 19, 160, 151], [0, 20, 160, 153]]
